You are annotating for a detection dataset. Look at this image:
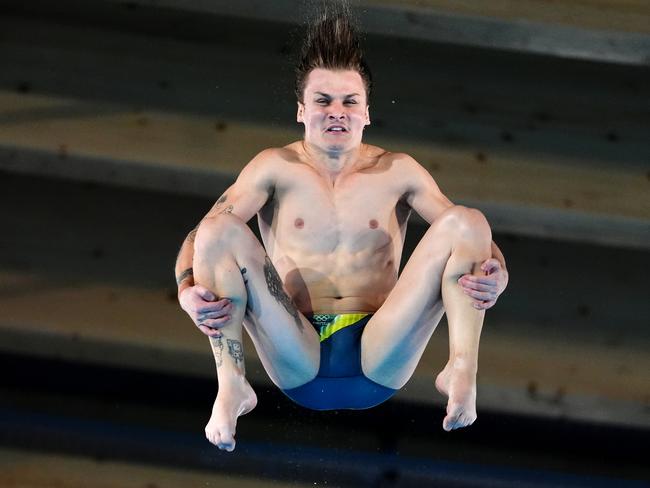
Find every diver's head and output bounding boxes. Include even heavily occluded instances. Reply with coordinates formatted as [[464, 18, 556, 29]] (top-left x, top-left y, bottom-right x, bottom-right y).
[[295, 2, 372, 152], [295, 1, 372, 104]]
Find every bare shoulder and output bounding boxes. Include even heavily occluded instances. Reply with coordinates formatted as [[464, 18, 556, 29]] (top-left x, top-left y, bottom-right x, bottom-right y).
[[375, 149, 431, 180], [362, 143, 389, 159], [382, 151, 422, 168], [240, 145, 299, 182], [248, 146, 296, 168], [360, 144, 400, 170]]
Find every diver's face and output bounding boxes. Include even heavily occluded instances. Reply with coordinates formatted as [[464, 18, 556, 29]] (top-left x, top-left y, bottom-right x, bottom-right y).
[[297, 68, 370, 153]]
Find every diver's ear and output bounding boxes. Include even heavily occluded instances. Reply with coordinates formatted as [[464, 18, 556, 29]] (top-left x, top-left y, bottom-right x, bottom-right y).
[[297, 102, 305, 123]]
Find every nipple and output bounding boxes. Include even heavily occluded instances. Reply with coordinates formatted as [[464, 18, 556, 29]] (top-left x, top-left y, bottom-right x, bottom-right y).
[[369, 219, 378, 229], [295, 218, 305, 229]]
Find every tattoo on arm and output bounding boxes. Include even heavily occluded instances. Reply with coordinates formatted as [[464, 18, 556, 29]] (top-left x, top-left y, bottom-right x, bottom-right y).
[[212, 194, 229, 214], [176, 267, 194, 286], [263, 256, 303, 331], [210, 336, 224, 368], [219, 205, 234, 215], [186, 227, 198, 244]]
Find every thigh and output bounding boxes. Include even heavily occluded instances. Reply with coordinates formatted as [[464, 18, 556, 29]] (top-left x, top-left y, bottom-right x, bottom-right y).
[[195, 215, 320, 388], [241, 251, 321, 388], [360, 214, 460, 388], [360, 206, 490, 389]]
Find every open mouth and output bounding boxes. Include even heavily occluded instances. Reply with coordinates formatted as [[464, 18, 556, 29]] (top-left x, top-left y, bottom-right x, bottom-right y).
[[325, 125, 348, 133]]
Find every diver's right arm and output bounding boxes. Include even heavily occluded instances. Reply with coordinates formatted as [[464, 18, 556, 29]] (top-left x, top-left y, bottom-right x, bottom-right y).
[[174, 150, 276, 333]]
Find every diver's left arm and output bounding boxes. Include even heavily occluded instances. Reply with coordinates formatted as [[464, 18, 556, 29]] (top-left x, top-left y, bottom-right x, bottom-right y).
[[401, 154, 508, 310]]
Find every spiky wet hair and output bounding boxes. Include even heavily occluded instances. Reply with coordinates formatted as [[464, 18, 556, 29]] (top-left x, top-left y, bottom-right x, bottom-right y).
[[295, 1, 372, 103]]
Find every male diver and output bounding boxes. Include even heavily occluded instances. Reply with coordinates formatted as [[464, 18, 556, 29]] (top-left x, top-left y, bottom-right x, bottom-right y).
[[175, 4, 508, 452]]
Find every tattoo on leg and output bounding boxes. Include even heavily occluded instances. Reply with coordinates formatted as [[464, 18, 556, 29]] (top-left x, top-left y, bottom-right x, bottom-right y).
[[240, 267, 248, 285], [210, 336, 224, 368], [263, 256, 303, 331], [176, 267, 193, 286], [240, 267, 253, 312], [227, 339, 244, 365]]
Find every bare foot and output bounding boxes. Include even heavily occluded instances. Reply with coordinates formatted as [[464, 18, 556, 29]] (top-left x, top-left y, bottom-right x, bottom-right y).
[[205, 375, 257, 452], [435, 359, 477, 431]]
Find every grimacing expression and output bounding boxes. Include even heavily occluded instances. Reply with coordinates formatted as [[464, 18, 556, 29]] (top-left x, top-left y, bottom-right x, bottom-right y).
[[297, 68, 370, 152]]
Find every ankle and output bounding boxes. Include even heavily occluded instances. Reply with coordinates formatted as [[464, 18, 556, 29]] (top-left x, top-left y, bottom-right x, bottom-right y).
[[449, 355, 478, 374], [217, 367, 247, 385]]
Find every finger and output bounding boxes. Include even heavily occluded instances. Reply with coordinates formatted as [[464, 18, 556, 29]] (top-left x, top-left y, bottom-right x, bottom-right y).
[[198, 304, 234, 320], [212, 298, 231, 307], [464, 289, 496, 301], [460, 281, 494, 292], [473, 300, 495, 310], [194, 285, 217, 301], [198, 325, 222, 337], [201, 316, 232, 329], [481, 259, 500, 274], [460, 276, 497, 287], [197, 299, 231, 314]]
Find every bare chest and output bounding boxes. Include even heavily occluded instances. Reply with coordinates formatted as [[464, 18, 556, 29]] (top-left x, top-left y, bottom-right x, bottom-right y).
[[262, 169, 408, 254]]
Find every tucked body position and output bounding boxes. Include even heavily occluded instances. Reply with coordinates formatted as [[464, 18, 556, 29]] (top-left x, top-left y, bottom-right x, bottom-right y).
[[175, 2, 508, 452]]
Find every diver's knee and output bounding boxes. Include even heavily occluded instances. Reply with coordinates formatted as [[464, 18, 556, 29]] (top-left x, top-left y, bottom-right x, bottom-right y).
[[194, 214, 246, 254], [436, 205, 491, 244]]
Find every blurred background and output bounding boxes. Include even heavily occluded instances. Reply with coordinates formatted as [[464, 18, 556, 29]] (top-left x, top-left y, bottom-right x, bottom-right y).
[[0, 1, 648, 487]]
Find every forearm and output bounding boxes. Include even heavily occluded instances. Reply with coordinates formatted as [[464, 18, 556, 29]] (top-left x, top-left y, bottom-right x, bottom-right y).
[[175, 226, 198, 296]]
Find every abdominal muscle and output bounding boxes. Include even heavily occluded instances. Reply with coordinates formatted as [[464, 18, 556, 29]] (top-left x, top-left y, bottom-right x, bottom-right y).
[[274, 246, 398, 315]]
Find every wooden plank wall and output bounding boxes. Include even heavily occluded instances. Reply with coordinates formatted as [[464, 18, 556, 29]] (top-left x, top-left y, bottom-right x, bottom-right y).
[[0, 4, 648, 485]]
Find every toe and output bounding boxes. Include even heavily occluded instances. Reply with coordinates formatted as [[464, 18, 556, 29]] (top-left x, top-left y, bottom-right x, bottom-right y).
[[205, 427, 215, 445], [205, 421, 221, 446], [443, 414, 456, 431], [219, 435, 235, 452], [443, 403, 462, 431], [218, 427, 236, 452]]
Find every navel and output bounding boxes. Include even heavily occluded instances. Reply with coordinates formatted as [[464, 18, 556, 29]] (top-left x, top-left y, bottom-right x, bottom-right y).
[[295, 217, 305, 229], [369, 219, 378, 229]]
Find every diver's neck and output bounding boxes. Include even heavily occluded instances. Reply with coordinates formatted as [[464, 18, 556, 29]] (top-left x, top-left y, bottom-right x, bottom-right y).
[[302, 141, 364, 178]]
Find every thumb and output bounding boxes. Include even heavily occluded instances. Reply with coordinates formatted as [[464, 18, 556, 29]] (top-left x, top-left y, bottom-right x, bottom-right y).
[[481, 259, 499, 275], [194, 285, 216, 301]]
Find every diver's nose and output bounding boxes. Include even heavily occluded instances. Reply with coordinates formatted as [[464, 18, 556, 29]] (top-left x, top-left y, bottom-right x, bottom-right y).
[[327, 111, 346, 121]]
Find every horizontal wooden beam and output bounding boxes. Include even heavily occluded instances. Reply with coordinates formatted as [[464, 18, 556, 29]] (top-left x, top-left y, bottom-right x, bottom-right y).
[[0, 9, 647, 250], [1, 118, 648, 249], [369, 0, 650, 35], [89, 0, 650, 64]]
